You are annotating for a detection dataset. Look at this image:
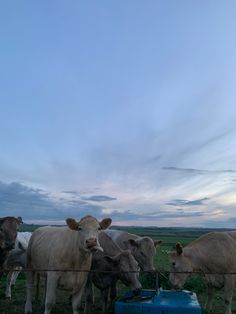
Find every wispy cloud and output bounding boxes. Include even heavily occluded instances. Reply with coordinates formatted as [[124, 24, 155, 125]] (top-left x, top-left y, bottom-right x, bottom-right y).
[[163, 167, 236, 175], [82, 195, 117, 202], [0, 181, 106, 221], [106, 209, 205, 221], [166, 197, 209, 207], [62, 190, 80, 195]]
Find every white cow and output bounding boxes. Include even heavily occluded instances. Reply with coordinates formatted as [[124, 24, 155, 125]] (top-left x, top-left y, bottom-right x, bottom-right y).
[[24, 215, 112, 314], [169, 231, 236, 314], [5, 231, 32, 298], [105, 229, 162, 271]]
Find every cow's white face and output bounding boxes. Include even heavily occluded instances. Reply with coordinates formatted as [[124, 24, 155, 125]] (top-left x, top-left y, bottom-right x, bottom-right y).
[[66, 215, 112, 252], [169, 243, 193, 290], [125, 237, 162, 271]]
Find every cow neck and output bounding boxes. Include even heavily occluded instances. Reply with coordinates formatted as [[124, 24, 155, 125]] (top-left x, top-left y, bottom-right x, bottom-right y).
[[99, 232, 121, 256], [123, 240, 132, 251], [71, 230, 92, 264], [0, 248, 8, 267], [184, 247, 202, 273]]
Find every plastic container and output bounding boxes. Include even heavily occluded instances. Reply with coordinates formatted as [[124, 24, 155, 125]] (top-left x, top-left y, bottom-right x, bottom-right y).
[[115, 289, 202, 314]]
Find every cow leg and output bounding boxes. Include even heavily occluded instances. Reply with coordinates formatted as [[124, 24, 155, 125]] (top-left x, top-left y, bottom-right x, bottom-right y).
[[71, 280, 88, 314], [101, 288, 109, 314], [223, 275, 235, 314], [109, 279, 117, 312], [44, 272, 59, 314], [5, 269, 21, 298], [11, 268, 21, 285], [41, 277, 47, 309], [25, 271, 35, 314], [205, 284, 214, 312], [83, 274, 94, 314], [35, 273, 41, 302], [5, 271, 13, 298]]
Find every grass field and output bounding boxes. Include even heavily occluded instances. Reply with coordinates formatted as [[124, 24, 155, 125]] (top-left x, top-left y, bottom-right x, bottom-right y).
[[0, 225, 236, 313]]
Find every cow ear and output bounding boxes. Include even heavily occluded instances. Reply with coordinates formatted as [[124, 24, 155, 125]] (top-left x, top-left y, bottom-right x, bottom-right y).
[[104, 255, 115, 264], [0, 217, 7, 225], [176, 242, 183, 255], [17, 217, 23, 224], [104, 254, 120, 265], [99, 218, 112, 230], [128, 239, 139, 247], [154, 240, 162, 247], [66, 218, 79, 230]]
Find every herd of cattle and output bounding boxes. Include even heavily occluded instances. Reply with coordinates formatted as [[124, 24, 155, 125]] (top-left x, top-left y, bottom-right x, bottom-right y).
[[0, 216, 236, 314]]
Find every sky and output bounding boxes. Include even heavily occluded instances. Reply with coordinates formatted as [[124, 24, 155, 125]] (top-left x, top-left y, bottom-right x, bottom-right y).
[[0, 1, 236, 228]]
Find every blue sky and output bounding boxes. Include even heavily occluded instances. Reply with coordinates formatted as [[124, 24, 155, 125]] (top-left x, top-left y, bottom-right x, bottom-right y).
[[1, 1, 236, 227]]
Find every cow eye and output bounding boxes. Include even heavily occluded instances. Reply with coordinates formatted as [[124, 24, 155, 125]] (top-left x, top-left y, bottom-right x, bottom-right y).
[[98, 227, 101, 231], [172, 262, 176, 267], [77, 227, 82, 231], [140, 251, 145, 257]]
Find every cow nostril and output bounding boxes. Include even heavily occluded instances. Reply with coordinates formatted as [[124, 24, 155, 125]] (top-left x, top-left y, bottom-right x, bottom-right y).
[[5, 242, 15, 250], [132, 288, 141, 296], [86, 238, 97, 245]]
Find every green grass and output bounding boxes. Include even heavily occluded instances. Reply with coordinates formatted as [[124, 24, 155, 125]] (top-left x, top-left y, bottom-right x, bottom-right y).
[[1, 225, 236, 313]]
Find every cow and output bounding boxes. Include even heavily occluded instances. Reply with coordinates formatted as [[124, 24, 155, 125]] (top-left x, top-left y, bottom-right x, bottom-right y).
[[104, 230, 162, 305], [0, 216, 23, 278], [105, 230, 162, 271], [24, 215, 112, 314], [5, 231, 32, 298], [169, 231, 236, 314], [83, 231, 141, 314]]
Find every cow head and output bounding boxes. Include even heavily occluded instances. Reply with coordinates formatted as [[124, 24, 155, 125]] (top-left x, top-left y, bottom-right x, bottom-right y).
[[6, 241, 27, 269], [169, 242, 193, 290], [0, 216, 23, 251], [124, 237, 162, 271], [66, 215, 112, 252], [104, 249, 142, 294]]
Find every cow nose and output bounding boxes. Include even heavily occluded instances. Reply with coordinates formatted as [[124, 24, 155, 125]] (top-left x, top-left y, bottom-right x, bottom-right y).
[[132, 288, 141, 296], [86, 238, 97, 247], [5, 241, 15, 250], [169, 282, 180, 290]]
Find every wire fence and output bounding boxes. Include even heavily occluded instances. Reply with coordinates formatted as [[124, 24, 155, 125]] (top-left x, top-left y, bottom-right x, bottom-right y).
[[2, 268, 236, 275]]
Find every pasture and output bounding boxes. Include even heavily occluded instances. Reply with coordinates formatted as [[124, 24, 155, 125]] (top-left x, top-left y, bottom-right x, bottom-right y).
[[0, 225, 236, 313]]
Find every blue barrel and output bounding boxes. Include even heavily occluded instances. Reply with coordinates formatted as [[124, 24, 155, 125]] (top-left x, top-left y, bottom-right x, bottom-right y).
[[115, 289, 202, 314]]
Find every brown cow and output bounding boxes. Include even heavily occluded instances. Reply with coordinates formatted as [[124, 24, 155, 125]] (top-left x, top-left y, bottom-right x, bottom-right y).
[[104, 230, 162, 306], [83, 231, 141, 314], [0, 216, 23, 277], [169, 231, 236, 314], [24, 215, 112, 314]]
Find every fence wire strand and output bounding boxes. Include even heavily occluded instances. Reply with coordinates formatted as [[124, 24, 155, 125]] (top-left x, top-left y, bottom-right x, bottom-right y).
[[2, 268, 236, 275]]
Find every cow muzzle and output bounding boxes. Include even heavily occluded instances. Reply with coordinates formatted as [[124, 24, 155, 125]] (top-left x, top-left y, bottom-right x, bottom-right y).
[[4, 241, 15, 251], [132, 288, 142, 296], [169, 282, 181, 291], [86, 238, 103, 252]]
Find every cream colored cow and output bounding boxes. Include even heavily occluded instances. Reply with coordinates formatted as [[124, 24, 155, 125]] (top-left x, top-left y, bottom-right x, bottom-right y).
[[105, 229, 162, 271], [24, 215, 112, 314], [169, 231, 236, 314]]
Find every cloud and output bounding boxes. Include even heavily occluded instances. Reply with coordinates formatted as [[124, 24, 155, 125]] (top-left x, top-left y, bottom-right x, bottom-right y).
[[163, 167, 236, 175], [62, 190, 80, 195], [0, 180, 207, 225], [106, 209, 205, 221], [82, 195, 117, 202], [166, 197, 209, 207], [0, 181, 106, 221]]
